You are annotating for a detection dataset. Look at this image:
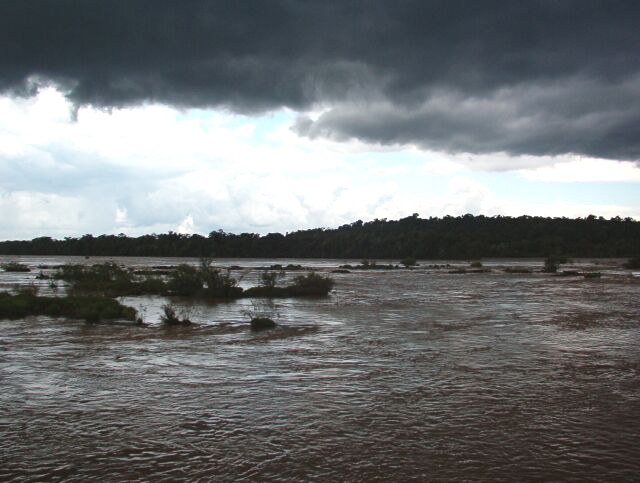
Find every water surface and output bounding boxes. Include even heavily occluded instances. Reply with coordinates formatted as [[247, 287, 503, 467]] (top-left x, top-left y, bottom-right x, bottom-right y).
[[1, 256, 639, 480]]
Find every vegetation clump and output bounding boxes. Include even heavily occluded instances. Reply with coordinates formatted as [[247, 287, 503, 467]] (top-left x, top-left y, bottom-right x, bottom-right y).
[[243, 271, 334, 297], [258, 263, 304, 271], [250, 317, 277, 330], [289, 272, 335, 295], [50, 260, 335, 300], [583, 272, 602, 279], [201, 266, 242, 298], [242, 300, 279, 331], [470, 260, 483, 268], [542, 255, 570, 273], [623, 258, 640, 269], [1, 262, 31, 272], [0, 290, 137, 322], [260, 270, 285, 288], [339, 260, 398, 270], [503, 267, 532, 274], [167, 259, 242, 298], [160, 304, 193, 326], [55, 262, 167, 296], [400, 257, 418, 268], [166, 264, 202, 295]]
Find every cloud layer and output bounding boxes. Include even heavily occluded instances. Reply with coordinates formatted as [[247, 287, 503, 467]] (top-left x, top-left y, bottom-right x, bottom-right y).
[[2, 1, 640, 160], [1, 87, 639, 240]]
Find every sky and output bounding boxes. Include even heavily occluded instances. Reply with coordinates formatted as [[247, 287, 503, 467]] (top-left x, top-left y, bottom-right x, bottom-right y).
[[1, 0, 640, 240]]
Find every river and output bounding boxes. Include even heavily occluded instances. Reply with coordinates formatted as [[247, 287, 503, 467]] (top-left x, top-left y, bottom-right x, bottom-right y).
[[1, 256, 639, 481]]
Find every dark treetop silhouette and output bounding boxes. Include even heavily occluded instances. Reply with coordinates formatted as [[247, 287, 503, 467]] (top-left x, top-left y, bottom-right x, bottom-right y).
[[1, 215, 638, 259]]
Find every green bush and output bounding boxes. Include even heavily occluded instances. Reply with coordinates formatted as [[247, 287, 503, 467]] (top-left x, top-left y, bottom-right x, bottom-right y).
[[56, 262, 132, 291], [0, 292, 137, 322], [260, 270, 285, 288], [166, 261, 242, 298], [542, 255, 569, 273], [160, 304, 193, 325], [167, 264, 202, 296], [250, 317, 276, 330], [400, 257, 417, 267], [241, 299, 279, 329], [290, 272, 335, 295], [1, 262, 31, 272], [504, 267, 532, 274], [201, 268, 241, 298], [55, 262, 167, 296]]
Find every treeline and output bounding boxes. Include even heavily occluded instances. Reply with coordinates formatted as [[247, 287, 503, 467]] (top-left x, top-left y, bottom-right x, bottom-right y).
[[1, 214, 638, 259]]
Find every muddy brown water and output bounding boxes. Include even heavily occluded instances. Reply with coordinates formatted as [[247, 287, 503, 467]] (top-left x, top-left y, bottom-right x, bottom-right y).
[[1, 256, 639, 481]]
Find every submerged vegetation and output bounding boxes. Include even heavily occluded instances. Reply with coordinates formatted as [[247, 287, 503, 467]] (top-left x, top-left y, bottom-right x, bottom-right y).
[[0, 290, 137, 322], [583, 272, 602, 279], [55, 262, 165, 296], [542, 255, 570, 274], [53, 260, 334, 300], [160, 303, 193, 326], [242, 300, 279, 331], [1, 262, 31, 272], [244, 271, 335, 297], [503, 267, 533, 274], [0, 253, 632, 328], [623, 258, 640, 269], [400, 257, 418, 268], [339, 260, 399, 270], [165, 260, 244, 298]]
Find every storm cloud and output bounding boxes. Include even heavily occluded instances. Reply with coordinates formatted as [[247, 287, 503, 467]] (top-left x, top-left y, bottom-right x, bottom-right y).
[[2, 0, 640, 159]]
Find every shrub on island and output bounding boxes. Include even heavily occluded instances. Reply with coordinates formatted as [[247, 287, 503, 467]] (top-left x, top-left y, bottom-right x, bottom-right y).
[[0, 290, 137, 323], [542, 255, 570, 273], [250, 317, 277, 330], [400, 257, 418, 268], [623, 258, 640, 269], [1, 262, 31, 272], [55, 262, 164, 296], [243, 271, 335, 297], [160, 304, 193, 326], [503, 267, 532, 274]]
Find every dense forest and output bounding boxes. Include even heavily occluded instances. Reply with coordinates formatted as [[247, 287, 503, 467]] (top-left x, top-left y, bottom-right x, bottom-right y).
[[1, 215, 638, 259]]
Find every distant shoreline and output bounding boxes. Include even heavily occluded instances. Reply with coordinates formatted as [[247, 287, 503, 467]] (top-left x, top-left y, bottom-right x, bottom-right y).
[[1, 215, 638, 259]]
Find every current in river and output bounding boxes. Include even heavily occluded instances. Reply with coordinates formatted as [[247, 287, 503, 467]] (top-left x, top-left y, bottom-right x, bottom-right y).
[[1, 256, 639, 481]]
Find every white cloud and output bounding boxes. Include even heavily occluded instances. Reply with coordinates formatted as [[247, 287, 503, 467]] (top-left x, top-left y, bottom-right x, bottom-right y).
[[437, 177, 502, 216], [505, 201, 639, 220], [1, 86, 638, 240], [177, 215, 195, 234], [115, 207, 128, 224], [0, 191, 84, 239], [517, 158, 640, 182]]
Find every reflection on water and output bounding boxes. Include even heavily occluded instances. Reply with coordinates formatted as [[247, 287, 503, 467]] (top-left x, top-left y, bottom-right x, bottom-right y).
[[1, 256, 639, 480]]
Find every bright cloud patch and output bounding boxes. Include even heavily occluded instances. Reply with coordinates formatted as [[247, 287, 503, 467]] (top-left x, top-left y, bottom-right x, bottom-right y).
[[518, 158, 640, 182], [0, 87, 638, 240]]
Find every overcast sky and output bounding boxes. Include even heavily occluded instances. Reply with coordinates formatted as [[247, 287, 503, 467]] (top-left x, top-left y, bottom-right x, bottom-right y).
[[1, 0, 639, 240]]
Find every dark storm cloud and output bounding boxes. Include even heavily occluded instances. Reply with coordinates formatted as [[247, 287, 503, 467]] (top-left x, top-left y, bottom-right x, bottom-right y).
[[2, 0, 640, 159], [295, 77, 640, 161]]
